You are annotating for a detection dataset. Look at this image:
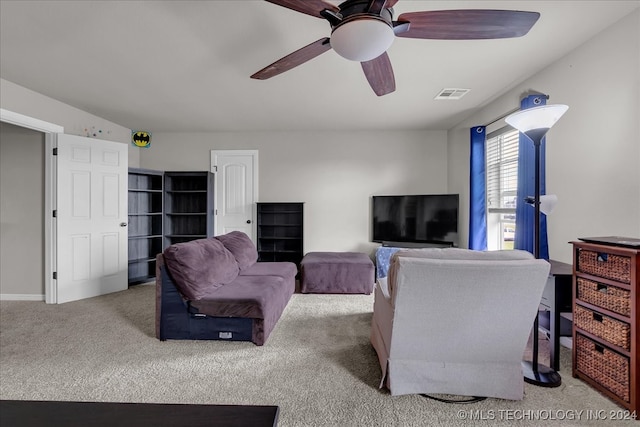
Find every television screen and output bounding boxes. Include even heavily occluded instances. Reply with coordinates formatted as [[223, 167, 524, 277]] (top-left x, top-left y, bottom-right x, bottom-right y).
[[372, 194, 459, 245]]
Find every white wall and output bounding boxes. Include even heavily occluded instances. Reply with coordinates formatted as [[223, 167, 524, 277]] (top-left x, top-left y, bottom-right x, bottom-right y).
[[0, 78, 138, 167], [141, 130, 448, 256], [448, 9, 640, 264]]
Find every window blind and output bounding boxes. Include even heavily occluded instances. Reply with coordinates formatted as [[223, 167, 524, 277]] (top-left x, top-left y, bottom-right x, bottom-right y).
[[486, 128, 519, 212]]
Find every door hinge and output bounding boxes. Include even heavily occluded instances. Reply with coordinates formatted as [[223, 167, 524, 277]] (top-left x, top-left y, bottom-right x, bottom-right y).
[[53, 272, 57, 280], [212, 166, 218, 173], [215, 209, 218, 215], [52, 147, 58, 155], [52, 210, 57, 218]]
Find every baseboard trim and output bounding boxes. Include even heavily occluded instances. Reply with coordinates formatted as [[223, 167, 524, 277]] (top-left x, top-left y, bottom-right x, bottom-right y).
[[0, 293, 45, 301]]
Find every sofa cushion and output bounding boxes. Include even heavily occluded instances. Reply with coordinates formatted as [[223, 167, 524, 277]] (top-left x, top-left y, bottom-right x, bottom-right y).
[[240, 262, 298, 282], [215, 231, 259, 271], [163, 238, 239, 300], [191, 275, 287, 319]]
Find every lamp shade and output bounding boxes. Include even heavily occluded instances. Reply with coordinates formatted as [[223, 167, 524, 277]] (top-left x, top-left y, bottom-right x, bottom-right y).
[[539, 194, 558, 215], [524, 194, 558, 215], [505, 104, 569, 144], [331, 18, 395, 62]]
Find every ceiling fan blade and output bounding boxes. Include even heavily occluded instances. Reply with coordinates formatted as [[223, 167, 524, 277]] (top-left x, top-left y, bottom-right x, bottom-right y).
[[251, 38, 332, 80], [396, 10, 540, 40], [265, 0, 339, 19], [361, 52, 395, 96]]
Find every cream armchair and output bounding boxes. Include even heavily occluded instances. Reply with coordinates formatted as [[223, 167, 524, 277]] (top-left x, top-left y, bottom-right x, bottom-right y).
[[370, 248, 551, 400]]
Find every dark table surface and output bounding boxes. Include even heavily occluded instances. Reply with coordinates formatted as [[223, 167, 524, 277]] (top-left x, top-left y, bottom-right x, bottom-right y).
[[0, 400, 279, 427]]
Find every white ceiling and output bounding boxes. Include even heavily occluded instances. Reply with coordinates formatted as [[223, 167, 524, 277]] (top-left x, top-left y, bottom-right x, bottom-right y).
[[1, 1, 638, 132]]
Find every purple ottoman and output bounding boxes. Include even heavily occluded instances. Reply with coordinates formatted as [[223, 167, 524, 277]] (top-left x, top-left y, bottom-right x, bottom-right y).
[[300, 252, 375, 294]]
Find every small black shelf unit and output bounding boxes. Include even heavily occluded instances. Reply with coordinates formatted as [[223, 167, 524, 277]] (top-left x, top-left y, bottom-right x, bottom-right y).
[[256, 202, 304, 267], [128, 168, 164, 284], [163, 171, 214, 248]]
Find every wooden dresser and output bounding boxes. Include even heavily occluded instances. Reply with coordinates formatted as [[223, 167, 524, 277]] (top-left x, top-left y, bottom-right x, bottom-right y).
[[571, 238, 639, 413]]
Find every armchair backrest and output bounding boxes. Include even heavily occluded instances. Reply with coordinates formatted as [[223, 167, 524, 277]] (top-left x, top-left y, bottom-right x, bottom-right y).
[[387, 249, 550, 363]]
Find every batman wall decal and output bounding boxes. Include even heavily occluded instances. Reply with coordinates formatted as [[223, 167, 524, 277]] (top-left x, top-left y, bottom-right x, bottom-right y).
[[132, 131, 151, 148]]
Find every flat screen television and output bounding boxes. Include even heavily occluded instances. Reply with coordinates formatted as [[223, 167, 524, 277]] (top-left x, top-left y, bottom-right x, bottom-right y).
[[372, 194, 459, 246]]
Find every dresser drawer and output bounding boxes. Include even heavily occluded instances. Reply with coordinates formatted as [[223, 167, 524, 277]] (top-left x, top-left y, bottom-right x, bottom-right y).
[[576, 334, 630, 402], [572, 240, 639, 413], [575, 305, 630, 351], [577, 277, 631, 316], [577, 249, 631, 283]]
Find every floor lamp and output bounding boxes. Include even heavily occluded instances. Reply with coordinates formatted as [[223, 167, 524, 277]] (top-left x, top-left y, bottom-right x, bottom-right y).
[[505, 103, 569, 387]]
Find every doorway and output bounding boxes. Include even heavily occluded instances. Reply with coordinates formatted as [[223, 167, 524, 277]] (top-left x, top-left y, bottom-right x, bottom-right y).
[[0, 122, 45, 299], [1, 109, 62, 303], [1, 109, 130, 303]]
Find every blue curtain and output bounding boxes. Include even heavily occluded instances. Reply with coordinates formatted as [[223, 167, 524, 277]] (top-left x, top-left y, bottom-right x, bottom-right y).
[[469, 126, 487, 250], [514, 95, 549, 259]]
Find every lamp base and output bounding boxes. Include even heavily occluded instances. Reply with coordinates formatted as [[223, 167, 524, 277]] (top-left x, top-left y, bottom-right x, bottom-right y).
[[522, 361, 562, 387]]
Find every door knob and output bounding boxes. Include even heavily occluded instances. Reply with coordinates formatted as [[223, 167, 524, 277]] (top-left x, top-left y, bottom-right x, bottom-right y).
[[120, 222, 128, 227], [246, 220, 252, 224]]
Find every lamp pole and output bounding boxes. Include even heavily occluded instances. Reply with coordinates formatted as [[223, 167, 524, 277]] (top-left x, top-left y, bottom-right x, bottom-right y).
[[532, 137, 542, 374], [504, 103, 568, 388], [522, 131, 561, 387]]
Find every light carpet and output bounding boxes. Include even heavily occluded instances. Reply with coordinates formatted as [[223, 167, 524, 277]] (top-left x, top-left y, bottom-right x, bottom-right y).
[[0, 284, 633, 426]]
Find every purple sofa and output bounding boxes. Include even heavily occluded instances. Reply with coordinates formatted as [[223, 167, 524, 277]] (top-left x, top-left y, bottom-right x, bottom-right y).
[[155, 231, 296, 346]]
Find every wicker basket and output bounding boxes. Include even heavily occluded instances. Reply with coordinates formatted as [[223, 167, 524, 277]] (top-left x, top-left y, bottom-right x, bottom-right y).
[[576, 334, 630, 402], [577, 277, 631, 317], [574, 305, 631, 350], [578, 249, 631, 283]]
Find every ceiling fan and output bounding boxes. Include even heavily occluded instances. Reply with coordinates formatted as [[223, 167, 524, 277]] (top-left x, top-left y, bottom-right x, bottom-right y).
[[250, 0, 540, 96]]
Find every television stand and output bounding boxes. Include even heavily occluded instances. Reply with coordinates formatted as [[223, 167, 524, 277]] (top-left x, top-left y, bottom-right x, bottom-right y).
[[381, 241, 454, 248]]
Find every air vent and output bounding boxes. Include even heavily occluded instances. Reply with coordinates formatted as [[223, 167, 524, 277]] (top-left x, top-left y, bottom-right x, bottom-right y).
[[434, 88, 470, 100]]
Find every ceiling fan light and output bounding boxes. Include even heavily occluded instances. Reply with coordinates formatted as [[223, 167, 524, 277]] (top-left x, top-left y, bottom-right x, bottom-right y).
[[330, 18, 395, 62]]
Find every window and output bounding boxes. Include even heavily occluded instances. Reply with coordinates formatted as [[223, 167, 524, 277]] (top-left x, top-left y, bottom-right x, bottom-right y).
[[486, 126, 519, 250]]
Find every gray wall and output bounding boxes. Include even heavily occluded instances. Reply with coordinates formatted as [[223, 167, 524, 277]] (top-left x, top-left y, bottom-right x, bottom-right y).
[[141, 130, 448, 256], [0, 122, 45, 297], [448, 9, 640, 264]]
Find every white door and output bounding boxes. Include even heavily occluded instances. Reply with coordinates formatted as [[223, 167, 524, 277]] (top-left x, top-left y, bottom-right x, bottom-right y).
[[211, 150, 258, 240], [55, 134, 128, 303]]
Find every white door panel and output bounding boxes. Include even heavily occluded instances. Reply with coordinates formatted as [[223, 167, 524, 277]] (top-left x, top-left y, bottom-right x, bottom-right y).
[[211, 150, 258, 240], [56, 134, 128, 303]]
